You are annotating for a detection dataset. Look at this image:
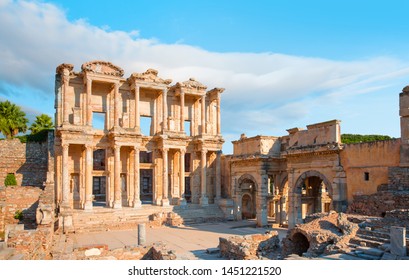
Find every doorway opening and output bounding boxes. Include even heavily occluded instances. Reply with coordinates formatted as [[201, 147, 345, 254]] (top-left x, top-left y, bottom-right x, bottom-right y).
[[92, 176, 106, 207], [140, 169, 153, 204]]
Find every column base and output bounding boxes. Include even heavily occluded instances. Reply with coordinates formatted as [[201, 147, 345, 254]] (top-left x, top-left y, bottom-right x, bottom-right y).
[[200, 195, 209, 206], [133, 200, 142, 208], [113, 201, 122, 209], [84, 201, 93, 211], [161, 198, 170, 207]]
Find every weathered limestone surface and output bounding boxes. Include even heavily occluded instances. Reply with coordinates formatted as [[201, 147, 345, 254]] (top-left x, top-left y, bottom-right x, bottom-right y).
[[219, 231, 280, 260], [282, 212, 358, 258]]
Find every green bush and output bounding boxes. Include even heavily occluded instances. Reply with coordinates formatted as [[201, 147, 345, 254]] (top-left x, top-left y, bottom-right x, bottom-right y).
[[4, 173, 17, 186], [14, 210, 23, 221]]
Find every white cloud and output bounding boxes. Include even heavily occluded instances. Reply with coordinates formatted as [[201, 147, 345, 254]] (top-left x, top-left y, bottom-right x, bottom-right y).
[[0, 0, 408, 153]]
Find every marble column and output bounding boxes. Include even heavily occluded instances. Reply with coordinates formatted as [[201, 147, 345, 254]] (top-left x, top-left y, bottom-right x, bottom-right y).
[[84, 145, 93, 210], [62, 71, 70, 124], [61, 143, 70, 209], [215, 150, 221, 202], [86, 77, 92, 126], [133, 147, 141, 208], [114, 82, 120, 128], [113, 145, 122, 208], [180, 90, 185, 132], [179, 149, 187, 206], [200, 149, 208, 206], [162, 148, 170, 206], [134, 86, 140, 132], [163, 89, 168, 131], [216, 94, 221, 135], [201, 95, 206, 135]]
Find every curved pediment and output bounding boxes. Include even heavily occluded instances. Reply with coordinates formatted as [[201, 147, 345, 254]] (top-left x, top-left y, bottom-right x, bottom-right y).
[[129, 68, 172, 85], [81, 61, 124, 77]]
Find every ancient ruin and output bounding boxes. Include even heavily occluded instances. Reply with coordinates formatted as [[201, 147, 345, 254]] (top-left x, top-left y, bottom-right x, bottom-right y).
[[1, 61, 409, 259]]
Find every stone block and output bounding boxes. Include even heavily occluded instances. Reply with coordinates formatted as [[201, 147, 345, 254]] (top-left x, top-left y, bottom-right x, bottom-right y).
[[390, 226, 406, 256], [84, 248, 101, 257]]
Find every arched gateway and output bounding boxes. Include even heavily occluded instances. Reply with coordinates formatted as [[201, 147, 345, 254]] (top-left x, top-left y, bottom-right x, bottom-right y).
[[292, 170, 333, 222]]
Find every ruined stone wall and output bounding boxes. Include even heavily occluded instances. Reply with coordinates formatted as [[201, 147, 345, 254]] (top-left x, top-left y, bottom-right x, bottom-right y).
[[341, 139, 400, 202], [387, 167, 409, 190], [287, 120, 340, 147], [0, 186, 42, 231], [347, 191, 409, 217], [232, 136, 280, 156], [0, 138, 48, 187], [219, 231, 280, 260], [4, 180, 55, 259]]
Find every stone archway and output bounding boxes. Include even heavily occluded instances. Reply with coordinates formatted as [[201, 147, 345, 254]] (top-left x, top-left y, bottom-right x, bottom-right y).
[[293, 170, 333, 221], [275, 176, 289, 225], [235, 174, 258, 221]]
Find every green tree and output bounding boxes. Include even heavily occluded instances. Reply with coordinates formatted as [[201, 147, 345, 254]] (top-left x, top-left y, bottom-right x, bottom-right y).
[[341, 134, 392, 144], [29, 114, 54, 134], [0, 100, 28, 139]]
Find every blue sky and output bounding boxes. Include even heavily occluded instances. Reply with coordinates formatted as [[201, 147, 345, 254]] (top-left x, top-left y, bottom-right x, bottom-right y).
[[1, 0, 409, 153]]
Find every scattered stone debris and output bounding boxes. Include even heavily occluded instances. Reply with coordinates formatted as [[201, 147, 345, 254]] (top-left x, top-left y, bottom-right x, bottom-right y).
[[282, 212, 358, 258], [219, 231, 280, 260]]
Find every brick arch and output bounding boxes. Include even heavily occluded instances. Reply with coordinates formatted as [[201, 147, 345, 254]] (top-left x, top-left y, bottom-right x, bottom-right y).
[[294, 170, 333, 197], [238, 173, 258, 191]]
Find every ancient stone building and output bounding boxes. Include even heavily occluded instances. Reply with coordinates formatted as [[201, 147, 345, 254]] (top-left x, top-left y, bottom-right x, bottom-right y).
[[223, 114, 402, 228], [54, 61, 224, 222]]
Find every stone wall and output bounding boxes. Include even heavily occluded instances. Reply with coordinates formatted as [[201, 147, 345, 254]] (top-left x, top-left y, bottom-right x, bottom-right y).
[[3, 181, 55, 259], [219, 231, 280, 260], [0, 186, 42, 231], [0, 138, 48, 187], [387, 167, 409, 190], [347, 191, 409, 217], [341, 139, 400, 202]]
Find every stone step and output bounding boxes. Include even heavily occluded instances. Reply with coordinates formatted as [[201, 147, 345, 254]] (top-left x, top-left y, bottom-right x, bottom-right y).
[[349, 236, 385, 248], [356, 233, 390, 243], [358, 228, 390, 239], [355, 246, 384, 257]]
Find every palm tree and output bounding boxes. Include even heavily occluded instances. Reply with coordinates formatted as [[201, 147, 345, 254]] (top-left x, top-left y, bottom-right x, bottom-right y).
[[0, 100, 28, 139], [29, 114, 54, 134]]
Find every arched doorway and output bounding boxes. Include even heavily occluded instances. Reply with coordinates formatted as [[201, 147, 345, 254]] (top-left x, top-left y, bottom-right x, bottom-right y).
[[242, 193, 255, 219], [294, 171, 332, 219], [237, 174, 258, 220]]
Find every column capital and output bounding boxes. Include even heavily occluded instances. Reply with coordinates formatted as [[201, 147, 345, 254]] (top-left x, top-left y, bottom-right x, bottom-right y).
[[201, 148, 208, 154], [134, 146, 140, 152], [180, 147, 186, 154], [163, 147, 169, 152], [84, 143, 93, 149], [62, 143, 69, 149]]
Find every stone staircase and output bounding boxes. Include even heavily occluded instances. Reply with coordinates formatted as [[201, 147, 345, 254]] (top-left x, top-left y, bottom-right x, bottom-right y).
[[69, 203, 226, 233], [347, 223, 409, 260]]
